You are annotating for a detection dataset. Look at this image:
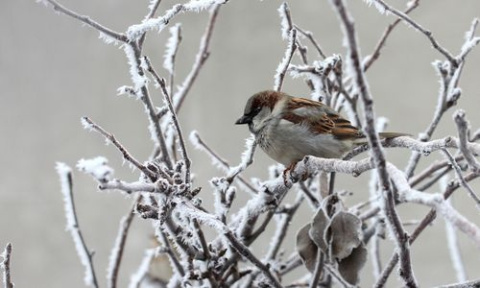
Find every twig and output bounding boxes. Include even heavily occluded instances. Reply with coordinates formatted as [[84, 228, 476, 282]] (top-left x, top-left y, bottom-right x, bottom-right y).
[[43, 0, 128, 43], [145, 57, 192, 184], [433, 279, 480, 288], [375, 171, 480, 287], [173, 5, 221, 112], [265, 193, 304, 261], [81, 117, 160, 181], [370, 0, 456, 65], [274, 28, 297, 91], [98, 179, 157, 193], [55, 163, 99, 288], [138, 0, 164, 49], [442, 149, 480, 206], [454, 110, 480, 173], [329, 0, 417, 285], [224, 231, 282, 288], [444, 200, 467, 283], [294, 25, 327, 59], [309, 251, 323, 288], [156, 224, 185, 277], [108, 197, 139, 288], [190, 131, 258, 194], [0, 243, 13, 288], [163, 24, 182, 97], [125, 43, 173, 170], [363, 0, 420, 71]]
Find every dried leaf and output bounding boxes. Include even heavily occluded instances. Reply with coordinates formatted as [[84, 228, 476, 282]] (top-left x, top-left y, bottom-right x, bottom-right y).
[[296, 224, 318, 272], [338, 243, 367, 285], [309, 208, 329, 253], [330, 211, 362, 260]]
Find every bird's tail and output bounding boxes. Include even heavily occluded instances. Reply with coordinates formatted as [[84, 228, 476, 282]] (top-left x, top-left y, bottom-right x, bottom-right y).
[[353, 132, 410, 145]]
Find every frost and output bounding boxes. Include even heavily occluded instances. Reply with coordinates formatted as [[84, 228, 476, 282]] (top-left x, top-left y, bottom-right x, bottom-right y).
[[77, 156, 114, 183], [164, 23, 182, 74], [98, 32, 119, 45], [184, 0, 227, 12], [123, 45, 148, 94], [127, 18, 168, 41], [128, 248, 157, 288], [80, 117, 94, 131], [278, 2, 290, 40], [55, 162, 96, 286]]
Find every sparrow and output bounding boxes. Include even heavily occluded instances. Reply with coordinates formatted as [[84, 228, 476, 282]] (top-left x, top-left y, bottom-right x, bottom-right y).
[[235, 90, 406, 181]]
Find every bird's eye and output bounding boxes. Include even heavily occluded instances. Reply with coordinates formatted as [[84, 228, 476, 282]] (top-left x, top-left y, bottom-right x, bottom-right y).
[[253, 106, 262, 114]]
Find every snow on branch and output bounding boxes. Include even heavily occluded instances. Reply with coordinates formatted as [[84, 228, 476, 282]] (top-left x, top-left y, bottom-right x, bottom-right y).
[[0, 243, 13, 288], [55, 163, 99, 287]]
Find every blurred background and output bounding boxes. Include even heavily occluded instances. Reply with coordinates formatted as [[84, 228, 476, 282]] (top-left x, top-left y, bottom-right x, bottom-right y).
[[1, 0, 480, 287]]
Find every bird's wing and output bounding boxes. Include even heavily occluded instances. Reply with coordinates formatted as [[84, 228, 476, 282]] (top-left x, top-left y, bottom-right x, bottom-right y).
[[282, 96, 362, 140]]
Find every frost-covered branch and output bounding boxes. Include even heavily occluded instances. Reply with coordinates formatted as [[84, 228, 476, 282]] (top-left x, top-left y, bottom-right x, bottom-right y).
[[55, 163, 99, 288], [368, 0, 456, 65], [173, 5, 221, 112], [42, 0, 128, 43], [107, 198, 138, 288], [0, 243, 13, 288], [274, 28, 297, 91], [362, 0, 420, 71], [81, 117, 160, 181], [454, 110, 480, 173]]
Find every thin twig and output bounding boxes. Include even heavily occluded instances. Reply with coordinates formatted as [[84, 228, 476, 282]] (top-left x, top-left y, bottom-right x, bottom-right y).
[[107, 197, 139, 288], [138, 0, 164, 49], [454, 110, 480, 172], [274, 28, 297, 91], [294, 25, 327, 59], [81, 117, 160, 181], [145, 57, 192, 184], [127, 43, 173, 170], [224, 231, 283, 288], [43, 0, 128, 43], [56, 163, 99, 288], [363, 0, 420, 71], [370, 0, 456, 65], [173, 5, 221, 112], [375, 172, 480, 287], [0, 243, 13, 288], [190, 131, 258, 194], [442, 149, 480, 206]]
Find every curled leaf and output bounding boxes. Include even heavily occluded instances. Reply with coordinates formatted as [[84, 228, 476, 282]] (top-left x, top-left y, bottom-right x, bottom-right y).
[[296, 224, 318, 273], [338, 243, 367, 285], [309, 208, 329, 253], [330, 211, 362, 260]]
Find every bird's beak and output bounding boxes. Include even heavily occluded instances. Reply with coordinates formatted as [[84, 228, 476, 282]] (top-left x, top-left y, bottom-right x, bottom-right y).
[[235, 115, 251, 125]]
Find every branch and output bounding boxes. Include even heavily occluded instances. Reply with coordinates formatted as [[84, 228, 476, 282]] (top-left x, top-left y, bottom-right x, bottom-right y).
[[145, 57, 192, 184], [43, 0, 128, 43], [454, 110, 480, 173], [81, 117, 160, 181], [107, 197, 138, 288], [0, 243, 13, 288], [363, 0, 420, 71], [173, 5, 221, 112], [369, 0, 456, 65], [55, 163, 99, 288], [224, 231, 282, 288], [274, 28, 297, 91], [442, 149, 480, 207]]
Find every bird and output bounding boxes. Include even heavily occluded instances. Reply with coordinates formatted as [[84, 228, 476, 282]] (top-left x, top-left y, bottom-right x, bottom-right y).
[[235, 90, 407, 182]]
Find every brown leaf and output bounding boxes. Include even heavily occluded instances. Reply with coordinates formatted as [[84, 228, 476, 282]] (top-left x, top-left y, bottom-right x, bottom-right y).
[[296, 223, 319, 273], [338, 243, 367, 285], [329, 211, 362, 260], [309, 208, 329, 253]]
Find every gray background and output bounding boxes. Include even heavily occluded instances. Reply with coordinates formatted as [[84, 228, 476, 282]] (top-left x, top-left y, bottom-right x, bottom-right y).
[[1, 0, 480, 287]]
